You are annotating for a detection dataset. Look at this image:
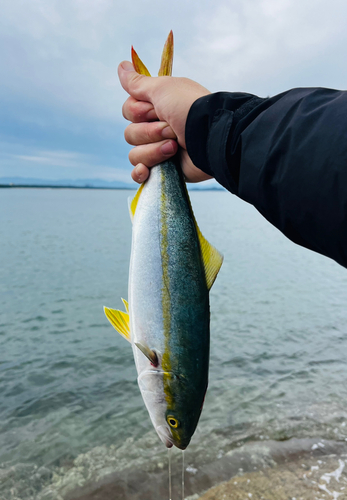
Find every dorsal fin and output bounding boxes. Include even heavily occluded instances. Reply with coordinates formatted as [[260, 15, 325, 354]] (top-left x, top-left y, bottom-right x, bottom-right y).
[[104, 299, 131, 343], [129, 183, 145, 222], [158, 31, 174, 76], [131, 47, 151, 76]]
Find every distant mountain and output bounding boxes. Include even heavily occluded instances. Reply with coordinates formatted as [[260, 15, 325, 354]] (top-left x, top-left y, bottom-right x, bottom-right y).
[[0, 176, 225, 191], [188, 182, 225, 191], [0, 177, 134, 189]]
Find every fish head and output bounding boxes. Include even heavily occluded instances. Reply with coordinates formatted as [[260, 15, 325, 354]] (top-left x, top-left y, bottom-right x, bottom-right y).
[[137, 368, 206, 450], [162, 371, 205, 450]]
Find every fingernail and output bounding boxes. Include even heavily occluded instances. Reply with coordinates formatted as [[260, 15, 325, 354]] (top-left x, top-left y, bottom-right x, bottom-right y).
[[135, 164, 142, 177], [121, 61, 134, 72], [145, 109, 158, 121], [161, 141, 175, 155], [162, 125, 173, 139]]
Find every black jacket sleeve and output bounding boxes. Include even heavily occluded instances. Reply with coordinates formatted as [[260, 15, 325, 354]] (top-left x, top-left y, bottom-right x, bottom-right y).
[[185, 88, 347, 269]]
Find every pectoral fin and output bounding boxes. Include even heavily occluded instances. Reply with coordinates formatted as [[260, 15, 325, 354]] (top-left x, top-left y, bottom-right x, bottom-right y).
[[104, 300, 131, 343], [135, 342, 158, 367]]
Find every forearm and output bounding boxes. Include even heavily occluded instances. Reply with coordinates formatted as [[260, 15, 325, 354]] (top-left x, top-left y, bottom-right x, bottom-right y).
[[186, 88, 347, 268]]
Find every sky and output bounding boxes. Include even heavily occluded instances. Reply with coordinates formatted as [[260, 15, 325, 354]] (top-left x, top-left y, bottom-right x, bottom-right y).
[[1, 0, 347, 184]]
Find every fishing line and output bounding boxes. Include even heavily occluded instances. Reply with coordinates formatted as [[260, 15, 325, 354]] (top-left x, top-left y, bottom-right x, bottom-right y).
[[182, 449, 185, 500], [168, 447, 172, 500]]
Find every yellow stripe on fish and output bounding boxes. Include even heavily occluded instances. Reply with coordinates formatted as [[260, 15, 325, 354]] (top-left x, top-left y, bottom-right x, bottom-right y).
[[160, 175, 174, 409]]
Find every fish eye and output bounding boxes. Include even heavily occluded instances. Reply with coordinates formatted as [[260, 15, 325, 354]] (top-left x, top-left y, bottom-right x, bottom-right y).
[[167, 416, 179, 428]]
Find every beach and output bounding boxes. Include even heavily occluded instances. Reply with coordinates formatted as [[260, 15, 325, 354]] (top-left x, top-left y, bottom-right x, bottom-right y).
[[198, 441, 347, 500], [47, 438, 347, 499]]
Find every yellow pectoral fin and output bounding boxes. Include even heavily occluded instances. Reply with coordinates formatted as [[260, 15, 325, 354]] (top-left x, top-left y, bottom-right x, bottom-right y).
[[158, 31, 174, 77], [129, 183, 145, 222], [131, 47, 151, 76], [104, 302, 131, 343]]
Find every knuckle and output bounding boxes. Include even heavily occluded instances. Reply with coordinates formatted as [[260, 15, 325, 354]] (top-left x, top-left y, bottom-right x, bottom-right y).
[[128, 148, 138, 166], [122, 96, 133, 120], [122, 96, 142, 122], [124, 125, 133, 145], [154, 122, 165, 139], [122, 102, 128, 120], [144, 123, 153, 143], [128, 143, 162, 168], [147, 146, 160, 166], [129, 73, 145, 93]]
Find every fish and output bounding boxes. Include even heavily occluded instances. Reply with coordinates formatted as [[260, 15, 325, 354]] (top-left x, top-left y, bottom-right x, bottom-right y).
[[104, 31, 223, 450]]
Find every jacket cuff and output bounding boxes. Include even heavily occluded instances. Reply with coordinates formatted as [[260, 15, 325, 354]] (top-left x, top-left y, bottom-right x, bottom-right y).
[[185, 92, 264, 192]]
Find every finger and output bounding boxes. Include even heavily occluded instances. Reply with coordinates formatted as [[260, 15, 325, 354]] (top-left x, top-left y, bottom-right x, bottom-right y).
[[125, 122, 176, 146], [131, 163, 150, 184], [122, 96, 158, 123], [128, 140, 178, 167], [118, 61, 157, 101]]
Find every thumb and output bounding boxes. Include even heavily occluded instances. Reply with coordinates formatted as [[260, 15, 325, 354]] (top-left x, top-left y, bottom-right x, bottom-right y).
[[118, 61, 154, 102]]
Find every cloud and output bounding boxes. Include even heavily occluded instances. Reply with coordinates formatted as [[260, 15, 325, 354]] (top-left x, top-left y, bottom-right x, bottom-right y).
[[3, 0, 347, 120], [0, 0, 199, 123], [2, 0, 347, 180], [15, 150, 92, 168], [0, 141, 132, 182], [179, 0, 347, 95]]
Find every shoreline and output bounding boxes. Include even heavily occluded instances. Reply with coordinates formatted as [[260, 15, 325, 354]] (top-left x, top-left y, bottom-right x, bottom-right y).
[[65, 438, 347, 500], [0, 184, 224, 191], [0, 184, 134, 190]]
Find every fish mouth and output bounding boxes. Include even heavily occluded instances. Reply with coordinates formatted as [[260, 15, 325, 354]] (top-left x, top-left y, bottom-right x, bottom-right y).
[[175, 441, 188, 451], [156, 425, 174, 448], [156, 426, 190, 450]]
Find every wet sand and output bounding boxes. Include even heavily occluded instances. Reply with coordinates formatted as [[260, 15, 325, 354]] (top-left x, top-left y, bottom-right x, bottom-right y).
[[67, 438, 347, 500], [197, 452, 347, 499]]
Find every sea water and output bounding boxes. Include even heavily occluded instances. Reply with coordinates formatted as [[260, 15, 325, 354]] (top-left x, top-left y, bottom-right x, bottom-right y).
[[1, 188, 347, 499]]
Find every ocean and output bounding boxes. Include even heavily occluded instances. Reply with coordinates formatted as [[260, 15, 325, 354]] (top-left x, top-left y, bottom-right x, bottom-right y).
[[1, 188, 347, 500]]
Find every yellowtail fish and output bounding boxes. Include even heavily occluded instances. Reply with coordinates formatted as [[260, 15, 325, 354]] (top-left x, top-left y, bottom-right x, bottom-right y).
[[104, 32, 223, 450]]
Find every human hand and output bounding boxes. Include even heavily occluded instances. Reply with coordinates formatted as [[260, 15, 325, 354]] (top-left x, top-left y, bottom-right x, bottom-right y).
[[118, 61, 212, 183]]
